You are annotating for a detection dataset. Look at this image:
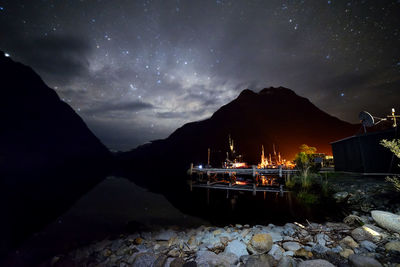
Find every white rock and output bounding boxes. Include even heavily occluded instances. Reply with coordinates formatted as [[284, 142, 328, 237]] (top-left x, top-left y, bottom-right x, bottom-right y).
[[224, 240, 248, 258], [371, 210, 400, 233]]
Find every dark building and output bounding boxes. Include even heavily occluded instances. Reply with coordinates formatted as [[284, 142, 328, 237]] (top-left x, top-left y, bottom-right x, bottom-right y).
[[331, 127, 400, 174]]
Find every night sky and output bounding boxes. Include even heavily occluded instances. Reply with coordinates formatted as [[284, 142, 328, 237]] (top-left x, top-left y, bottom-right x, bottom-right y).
[[1, 0, 399, 151]]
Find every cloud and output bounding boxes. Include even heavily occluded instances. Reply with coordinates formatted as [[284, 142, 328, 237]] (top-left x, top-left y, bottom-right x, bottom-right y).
[[82, 101, 154, 117], [6, 35, 92, 84]]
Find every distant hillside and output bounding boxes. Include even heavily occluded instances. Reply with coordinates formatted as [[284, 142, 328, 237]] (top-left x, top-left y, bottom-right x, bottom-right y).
[[118, 86, 359, 187], [0, 51, 111, 258]]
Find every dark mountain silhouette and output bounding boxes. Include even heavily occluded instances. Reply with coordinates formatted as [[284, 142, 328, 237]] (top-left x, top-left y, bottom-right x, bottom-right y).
[[118, 86, 360, 189], [0, 51, 111, 259]]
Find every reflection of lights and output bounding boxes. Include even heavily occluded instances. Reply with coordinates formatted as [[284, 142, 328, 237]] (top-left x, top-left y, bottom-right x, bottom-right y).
[[362, 225, 381, 237]]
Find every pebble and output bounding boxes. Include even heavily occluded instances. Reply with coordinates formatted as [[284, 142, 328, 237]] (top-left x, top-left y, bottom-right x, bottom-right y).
[[294, 248, 313, 259], [268, 244, 284, 261], [340, 236, 359, 249], [360, 240, 377, 252], [339, 248, 354, 258], [385, 241, 400, 252], [312, 244, 329, 254], [196, 251, 231, 267], [314, 233, 329, 246], [244, 254, 274, 267], [132, 252, 157, 267], [170, 257, 185, 267], [277, 256, 296, 267], [282, 241, 301, 251], [298, 259, 335, 267], [54, 218, 400, 267]]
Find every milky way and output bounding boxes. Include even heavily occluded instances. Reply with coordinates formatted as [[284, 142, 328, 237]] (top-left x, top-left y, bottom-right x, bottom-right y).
[[1, 0, 399, 150]]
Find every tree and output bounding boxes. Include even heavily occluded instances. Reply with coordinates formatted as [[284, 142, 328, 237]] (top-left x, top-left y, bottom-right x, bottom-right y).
[[299, 144, 317, 154], [294, 144, 319, 189]]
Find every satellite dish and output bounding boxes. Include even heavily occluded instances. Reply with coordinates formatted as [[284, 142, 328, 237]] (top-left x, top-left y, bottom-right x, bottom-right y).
[[359, 111, 375, 129]]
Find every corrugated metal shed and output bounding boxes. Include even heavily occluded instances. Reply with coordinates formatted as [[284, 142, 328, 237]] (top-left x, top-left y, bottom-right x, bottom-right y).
[[330, 127, 400, 173]]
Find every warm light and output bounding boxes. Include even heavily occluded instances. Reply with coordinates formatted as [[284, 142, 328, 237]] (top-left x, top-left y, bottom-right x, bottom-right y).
[[232, 162, 247, 168], [235, 181, 247, 185], [362, 225, 381, 237]]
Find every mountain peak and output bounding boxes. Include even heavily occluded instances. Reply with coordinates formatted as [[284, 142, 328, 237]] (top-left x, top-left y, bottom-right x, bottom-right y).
[[238, 88, 257, 98], [259, 86, 296, 96]]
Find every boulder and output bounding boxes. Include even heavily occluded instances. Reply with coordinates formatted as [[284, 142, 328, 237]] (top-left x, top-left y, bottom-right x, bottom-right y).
[[385, 241, 400, 252], [371, 210, 400, 233], [224, 240, 248, 258], [247, 233, 273, 254], [348, 254, 383, 267], [298, 259, 335, 267]]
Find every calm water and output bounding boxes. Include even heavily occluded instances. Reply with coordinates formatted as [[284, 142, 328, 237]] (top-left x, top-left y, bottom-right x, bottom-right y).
[[162, 176, 346, 226]]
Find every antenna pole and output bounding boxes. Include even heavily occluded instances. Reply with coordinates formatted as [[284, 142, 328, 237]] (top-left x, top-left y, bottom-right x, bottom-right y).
[[386, 108, 400, 128]]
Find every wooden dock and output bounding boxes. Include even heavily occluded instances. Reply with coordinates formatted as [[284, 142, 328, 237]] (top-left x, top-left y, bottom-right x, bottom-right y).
[[191, 182, 289, 193], [190, 165, 298, 177]]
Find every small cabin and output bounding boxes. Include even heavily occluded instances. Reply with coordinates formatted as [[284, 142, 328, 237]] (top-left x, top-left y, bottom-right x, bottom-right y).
[[330, 127, 399, 174]]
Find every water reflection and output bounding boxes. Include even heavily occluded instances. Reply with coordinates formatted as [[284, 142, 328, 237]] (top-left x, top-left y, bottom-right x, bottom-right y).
[[183, 184, 343, 226]]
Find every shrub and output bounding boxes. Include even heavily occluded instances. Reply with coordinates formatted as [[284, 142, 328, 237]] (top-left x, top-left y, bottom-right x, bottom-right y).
[[381, 139, 400, 192]]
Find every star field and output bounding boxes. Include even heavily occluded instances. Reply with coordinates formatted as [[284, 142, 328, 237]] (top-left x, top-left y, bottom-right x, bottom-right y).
[[1, 0, 399, 150]]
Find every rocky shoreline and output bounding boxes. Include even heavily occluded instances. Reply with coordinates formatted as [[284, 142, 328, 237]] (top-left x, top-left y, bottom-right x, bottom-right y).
[[50, 208, 400, 267]]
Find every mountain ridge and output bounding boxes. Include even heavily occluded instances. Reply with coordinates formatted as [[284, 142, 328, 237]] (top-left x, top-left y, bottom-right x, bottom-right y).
[[118, 86, 360, 189], [0, 51, 111, 258]]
